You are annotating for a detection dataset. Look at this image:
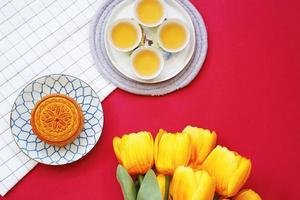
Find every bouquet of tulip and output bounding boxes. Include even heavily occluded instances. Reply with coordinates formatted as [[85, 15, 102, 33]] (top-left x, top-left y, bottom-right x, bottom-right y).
[[113, 126, 262, 200]]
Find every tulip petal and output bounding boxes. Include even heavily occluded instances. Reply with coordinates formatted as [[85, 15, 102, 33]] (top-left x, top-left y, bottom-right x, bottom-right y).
[[183, 126, 217, 167], [194, 170, 216, 200], [154, 130, 164, 166], [155, 130, 192, 175], [113, 132, 154, 175], [157, 174, 171, 200], [202, 146, 252, 197], [228, 158, 252, 196], [113, 137, 122, 164], [170, 166, 215, 200], [157, 175, 166, 199], [233, 189, 262, 200]]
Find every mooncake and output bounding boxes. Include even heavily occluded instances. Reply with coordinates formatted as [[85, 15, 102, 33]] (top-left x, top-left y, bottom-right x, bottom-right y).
[[30, 94, 84, 147]]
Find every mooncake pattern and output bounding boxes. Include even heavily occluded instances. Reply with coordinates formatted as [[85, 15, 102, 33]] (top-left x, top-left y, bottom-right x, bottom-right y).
[[30, 94, 84, 147], [10, 74, 103, 165]]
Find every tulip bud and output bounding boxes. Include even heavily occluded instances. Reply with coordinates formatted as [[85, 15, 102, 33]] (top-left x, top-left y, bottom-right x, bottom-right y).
[[113, 132, 154, 175], [169, 166, 216, 200], [202, 146, 252, 197], [154, 129, 192, 175], [233, 189, 262, 200], [157, 174, 166, 199], [183, 125, 217, 168], [156, 174, 171, 200]]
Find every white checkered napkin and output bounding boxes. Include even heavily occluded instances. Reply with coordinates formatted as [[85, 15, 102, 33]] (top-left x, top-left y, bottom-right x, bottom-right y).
[[0, 0, 115, 196]]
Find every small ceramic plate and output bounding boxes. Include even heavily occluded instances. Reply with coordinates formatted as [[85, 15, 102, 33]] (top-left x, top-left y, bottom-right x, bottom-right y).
[[10, 74, 103, 165], [104, 0, 196, 83]]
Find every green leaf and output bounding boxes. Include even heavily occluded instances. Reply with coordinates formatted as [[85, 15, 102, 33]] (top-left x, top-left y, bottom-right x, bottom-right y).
[[116, 165, 137, 200], [137, 169, 162, 200]]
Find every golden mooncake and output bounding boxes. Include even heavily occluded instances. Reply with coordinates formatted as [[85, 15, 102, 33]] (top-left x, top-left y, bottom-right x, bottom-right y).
[[30, 94, 84, 147]]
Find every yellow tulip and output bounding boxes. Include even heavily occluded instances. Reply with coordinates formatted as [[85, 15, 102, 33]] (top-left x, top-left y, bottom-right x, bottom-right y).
[[113, 131, 154, 175], [154, 129, 192, 175], [183, 125, 217, 167], [157, 174, 167, 199], [233, 189, 262, 200], [169, 166, 216, 200], [202, 145, 252, 197]]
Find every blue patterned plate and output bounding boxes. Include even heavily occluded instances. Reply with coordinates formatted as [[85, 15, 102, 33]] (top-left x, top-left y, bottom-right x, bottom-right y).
[[10, 74, 103, 165]]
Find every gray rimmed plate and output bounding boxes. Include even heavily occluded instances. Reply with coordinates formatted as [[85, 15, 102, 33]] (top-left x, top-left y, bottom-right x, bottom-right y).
[[10, 74, 103, 165], [104, 0, 196, 83]]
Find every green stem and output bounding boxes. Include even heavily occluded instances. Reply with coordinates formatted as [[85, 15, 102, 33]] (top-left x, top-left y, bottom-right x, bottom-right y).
[[164, 176, 171, 200], [138, 174, 144, 187], [213, 193, 220, 200]]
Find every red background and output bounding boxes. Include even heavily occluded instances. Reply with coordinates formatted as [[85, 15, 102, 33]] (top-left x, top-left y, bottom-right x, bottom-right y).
[[2, 0, 300, 199]]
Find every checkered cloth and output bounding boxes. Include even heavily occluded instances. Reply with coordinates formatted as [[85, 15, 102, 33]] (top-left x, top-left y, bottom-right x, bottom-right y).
[[0, 0, 115, 196]]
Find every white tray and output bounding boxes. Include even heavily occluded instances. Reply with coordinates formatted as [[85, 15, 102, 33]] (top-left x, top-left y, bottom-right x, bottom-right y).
[[104, 0, 196, 83]]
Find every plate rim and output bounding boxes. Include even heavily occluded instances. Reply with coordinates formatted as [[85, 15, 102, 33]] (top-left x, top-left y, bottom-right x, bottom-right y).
[[9, 73, 104, 166], [104, 0, 196, 84]]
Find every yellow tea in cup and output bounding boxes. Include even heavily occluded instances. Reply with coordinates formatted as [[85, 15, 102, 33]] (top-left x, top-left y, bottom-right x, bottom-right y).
[[158, 19, 190, 52], [135, 0, 165, 27], [131, 47, 163, 79], [109, 19, 142, 52]]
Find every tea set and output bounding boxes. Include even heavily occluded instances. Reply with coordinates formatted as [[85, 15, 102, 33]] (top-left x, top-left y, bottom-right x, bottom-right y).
[[105, 0, 196, 83]]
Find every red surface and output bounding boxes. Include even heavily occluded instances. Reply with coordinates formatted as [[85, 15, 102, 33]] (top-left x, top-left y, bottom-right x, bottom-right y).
[[2, 0, 300, 199]]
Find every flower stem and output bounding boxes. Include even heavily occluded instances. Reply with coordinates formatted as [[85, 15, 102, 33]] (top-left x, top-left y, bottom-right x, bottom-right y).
[[164, 176, 171, 200], [138, 174, 144, 186]]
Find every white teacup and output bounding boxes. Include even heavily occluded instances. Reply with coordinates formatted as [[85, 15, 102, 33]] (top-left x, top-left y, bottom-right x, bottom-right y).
[[134, 0, 166, 27], [108, 19, 142, 52], [130, 46, 164, 80], [157, 19, 190, 53]]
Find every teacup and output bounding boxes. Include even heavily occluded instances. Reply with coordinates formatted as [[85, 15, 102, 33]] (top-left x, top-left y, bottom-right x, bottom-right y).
[[108, 19, 142, 52], [134, 0, 166, 27], [157, 19, 190, 53], [130, 46, 164, 80]]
